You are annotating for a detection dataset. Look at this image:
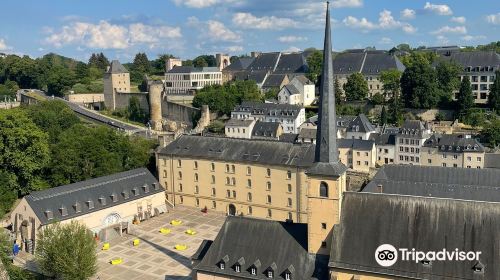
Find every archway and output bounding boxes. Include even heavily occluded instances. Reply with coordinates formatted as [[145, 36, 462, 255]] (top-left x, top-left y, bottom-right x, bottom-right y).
[[228, 204, 236, 216], [103, 213, 121, 226]]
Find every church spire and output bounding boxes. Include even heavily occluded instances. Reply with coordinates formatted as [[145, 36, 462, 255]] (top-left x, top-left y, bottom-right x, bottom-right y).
[[314, 1, 339, 163]]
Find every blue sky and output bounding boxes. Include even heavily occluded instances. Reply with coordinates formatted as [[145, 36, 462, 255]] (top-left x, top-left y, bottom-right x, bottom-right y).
[[0, 0, 498, 62]]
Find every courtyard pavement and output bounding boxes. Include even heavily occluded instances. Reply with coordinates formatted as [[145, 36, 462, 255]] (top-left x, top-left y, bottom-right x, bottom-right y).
[[93, 206, 225, 280]]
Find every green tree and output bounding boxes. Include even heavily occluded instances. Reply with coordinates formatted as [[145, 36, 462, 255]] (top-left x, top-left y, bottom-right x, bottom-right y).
[[0, 109, 50, 195], [152, 54, 174, 74], [481, 120, 500, 147], [343, 72, 368, 101], [193, 56, 208, 68], [380, 69, 401, 100], [306, 50, 323, 84], [488, 70, 500, 112], [26, 100, 80, 143], [207, 120, 225, 133], [0, 230, 35, 280], [36, 221, 97, 280], [263, 88, 279, 101], [88, 53, 109, 72], [75, 62, 90, 83], [128, 96, 147, 123], [388, 95, 403, 125], [400, 60, 440, 109], [46, 65, 77, 96], [380, 106, 387, 125], [131, 53, 151, 82], [334, 76, 343, 105], [457, 76, 474, 116], [371, 93, 385, 105]]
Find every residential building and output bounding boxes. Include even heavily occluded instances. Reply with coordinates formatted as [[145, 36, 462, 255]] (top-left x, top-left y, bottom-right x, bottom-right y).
[[332, 49, 405, 98], [421, 134, 485, 168], [158, 3, 346, 256], [329, 191, 500, 280], [224, 119, 256, 139], [345, 114, 376, 140], [395, 120, 431, 165], [103, 60, 130, 110], [338, 139, 376, 173], [298, 115, 356, 143], [277, 75, 315, 106], [192, 216, 328, 280], [251, 121, 283, 140], [369, 132, 396, 166], [261, 74, 289, 92], [221, 57, 255, 82], [164, 66, 222, 95], [434, 51, 500, 104], [231, 101, 305, 134], [9, 168, 166, 252]]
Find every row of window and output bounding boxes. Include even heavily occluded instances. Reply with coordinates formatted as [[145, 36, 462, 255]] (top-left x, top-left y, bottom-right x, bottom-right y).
[[399, 155, 420, 163], [218, 261, 292, 279], [399, 147, 420, 154], [169, 180, 294, 194], [173, 160, 293, 179], [398, 138, 421, 145]]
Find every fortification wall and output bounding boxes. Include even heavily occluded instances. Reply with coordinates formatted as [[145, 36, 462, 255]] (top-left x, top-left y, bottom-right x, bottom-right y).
[[113, 92, 149, 111]]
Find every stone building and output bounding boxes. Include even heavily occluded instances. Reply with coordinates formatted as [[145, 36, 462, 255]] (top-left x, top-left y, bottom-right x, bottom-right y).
[[224, 119, 256, 139], [421, 133, 485, 168], [394, 120, 431, 165], [159, 1, 346, 258], [103, 60, 131, 110], [344, 114, 376, 140], [277, 75, 315, 106], [9, 168, 166, 253]]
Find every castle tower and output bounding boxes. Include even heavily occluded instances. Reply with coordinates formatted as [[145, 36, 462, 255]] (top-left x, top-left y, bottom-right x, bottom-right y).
[[103, 60, 130, 110], [149, 81, 163, 131], [216, 53, 230, 71], [166, 58, 182, 72], [305, 1, 348, 256]]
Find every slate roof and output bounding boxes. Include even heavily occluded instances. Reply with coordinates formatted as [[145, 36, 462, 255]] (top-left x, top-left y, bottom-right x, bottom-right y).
[[485, 153, 500, 169], [332, 52, 365, 74], [107, 60, 128, 74], [346, 114, 375, 133], [233, 70, 268, 84], [25, 168, 163, 225], [423, 134, 484, 153], [279, 133, 299, 143], [262, 74, 288, 89], [247, 52, 280, 72], [223, 57, 255, 71], [330, 192, 500, 279], [337, 138, 374, 150], [298, 128, 317, 140], [362, 165, 500, 202], [293, 75, 313, 85], [167, 66, 220, 73], [435, 51, 500, 68], [233, 101, 302, 119], [398, 120, 429, 138], [369, 133, 396, 146], [158, 135, 315, 168], [282, 83, 301, 96], [193, 216, 329, 280], [332, 50, 405, 75], [274, 53, 308, 74], [252, 121, 281, 138], [225, 119, 255, 128], [306, 115, 356, 128]]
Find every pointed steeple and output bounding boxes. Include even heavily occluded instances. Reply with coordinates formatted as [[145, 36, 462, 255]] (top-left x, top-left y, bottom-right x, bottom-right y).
[[307, 1, 347, 177], [315, 1, 338, 163]]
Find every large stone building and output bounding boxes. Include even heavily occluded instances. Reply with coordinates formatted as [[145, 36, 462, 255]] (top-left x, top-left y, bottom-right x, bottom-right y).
[[159, 2, 346, 258], [163, 65, 222, 98], [421, 133, 485, 168], [435, 51, 500, 104], [9, 168, 166, 253], [231, 101, 305, 134], [395, 120, 431, 165], [103, 60, 131, 110], [332, 49, 405, 98], [277, 75, 315, 106]]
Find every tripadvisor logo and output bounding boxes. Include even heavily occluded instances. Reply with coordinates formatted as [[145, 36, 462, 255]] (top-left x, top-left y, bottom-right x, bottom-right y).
[[375, 244, 482, 267]]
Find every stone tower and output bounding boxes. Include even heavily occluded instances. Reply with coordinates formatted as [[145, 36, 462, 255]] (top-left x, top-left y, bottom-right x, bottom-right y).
[[103, 60, 130, 110], [216, 53, 230, 71], [166, 58, 182, 72], [149, 81, 163, 131], [305, 1, 348, 256]]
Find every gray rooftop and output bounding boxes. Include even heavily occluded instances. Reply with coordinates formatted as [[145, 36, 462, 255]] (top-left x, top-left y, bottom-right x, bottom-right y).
[[233, 70, 268, 84], [252, 121, 281, 138], [362, 165, 500, 202], [337, 138, 374, 151], [25, 168, 163, 225], [167, 66, 220, 74], [330, 192, 500, 279], [107, 60, 128, 74], [346, 114, 375, 133], [262, 74, 288, 89], [369, 132, 396, 146], [233, 101, 302, 119], [332, 50, 405, 75], [223, 57, 255, 72], [274, 53, 308, 74], [247, 52, 280, 72], [398, 120, 429, 138], [435, 51, 500, 68], [193, 216, 329, 280], [225, 119, 255, 128], [423, 134, 484, 153]]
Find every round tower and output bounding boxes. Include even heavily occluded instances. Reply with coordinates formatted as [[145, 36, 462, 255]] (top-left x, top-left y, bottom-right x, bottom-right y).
[[149, 81, 163, 131]]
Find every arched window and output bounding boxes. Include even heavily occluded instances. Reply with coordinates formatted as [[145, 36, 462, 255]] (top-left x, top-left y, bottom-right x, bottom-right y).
[[211, 175, 216, 184], [194, 173, 198, 182], [226, 177, 230, 185], [287, 170, 292, 179], [319, 182, 329, 198], [266, 182, 272, 190], [247, 192, 252, 202], [266, 168, 271, 177], [178, 171, 182, 180]]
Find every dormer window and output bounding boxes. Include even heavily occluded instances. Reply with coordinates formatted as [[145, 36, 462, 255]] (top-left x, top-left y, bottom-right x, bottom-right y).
[[235, 264, 241, 272], [472, 261, 484, 273], [421, 260, 431, 266], [250, 267, 257, 275], [132, 187, 139, 196], [122, 190, 129, 199], [219, 262, 225, 270], [153, 182, 159, 190], [87, 200, 94, 209], [111, 193, 118, 202], [266, 263, 277, 278], [142, 184, 149, 193], [45, 210, 53, 220], [285, 272, 291, 280], [99, 197, 106, 206], [73, 202, 81, 213], [60, 205, 68, 216], [219, 255, 229, 270], [267, 271, 274, 278]]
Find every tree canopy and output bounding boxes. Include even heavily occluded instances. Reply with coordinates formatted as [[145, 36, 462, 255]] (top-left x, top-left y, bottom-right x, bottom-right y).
[[306, 50, 323, 84], [343, 72, 368, 101], [400, 59, 440, 109], [456, 76, 474, 117], [488, 70, 500, 112]]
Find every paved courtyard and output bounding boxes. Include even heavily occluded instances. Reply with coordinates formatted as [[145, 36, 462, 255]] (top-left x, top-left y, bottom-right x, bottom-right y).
[[94, 206, 225, 280]]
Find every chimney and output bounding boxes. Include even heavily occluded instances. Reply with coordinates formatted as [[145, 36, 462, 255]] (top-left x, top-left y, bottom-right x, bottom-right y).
[[377, 184, 383, 193]]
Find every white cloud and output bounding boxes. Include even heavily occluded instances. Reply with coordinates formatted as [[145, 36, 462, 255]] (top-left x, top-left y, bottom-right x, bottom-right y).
[[45, 20, 182, 49], [0, 39, 11, 51], [233, 13, 298, 30], [207, 20, 241, 42], [486, 13, 500, 25], [431, 25, 467, 35], [343, 10, 416, 33], [283, 46, 301, 53], [461, 35, 486, 41], [436, 35, 449, 45], [400, 9, 416, 20], [451, 16, 466, 24], [226, 45, 243, 52], [424, 2, 453, 16], [330, 0, 363, 8], [278, 36, 307, 43], [172, 0, 219, 8], [379, 37, 393, 45]]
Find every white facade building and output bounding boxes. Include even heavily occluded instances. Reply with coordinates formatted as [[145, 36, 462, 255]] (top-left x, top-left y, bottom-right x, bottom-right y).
[[225, 119, 256, 139], [164, 66, 222, 95], [395, 120, 431, 165], [277, 75, 315, 106]]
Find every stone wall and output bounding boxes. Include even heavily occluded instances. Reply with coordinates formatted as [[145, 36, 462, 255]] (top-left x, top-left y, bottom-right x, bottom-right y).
[[113, 92, 149, 111]]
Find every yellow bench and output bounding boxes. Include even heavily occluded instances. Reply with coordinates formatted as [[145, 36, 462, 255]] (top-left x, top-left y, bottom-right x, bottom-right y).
[[174, 244, 187, 251], [102, 243, 110, 250], [185, 229, 197, 235], [170, 219, 182, 226], [110, 258, 122, 265], [133, 239, 140, 246], [159, 228, 171, 234]]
